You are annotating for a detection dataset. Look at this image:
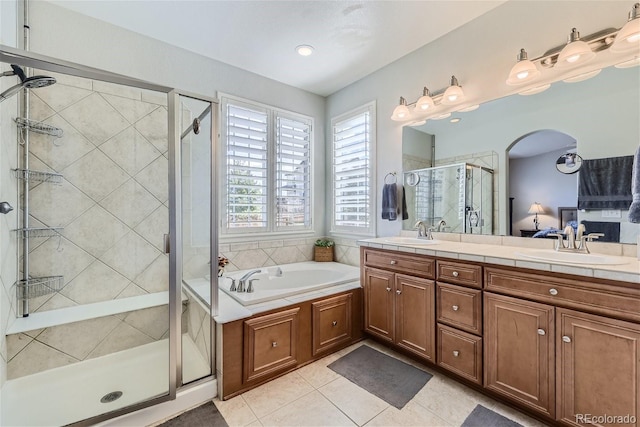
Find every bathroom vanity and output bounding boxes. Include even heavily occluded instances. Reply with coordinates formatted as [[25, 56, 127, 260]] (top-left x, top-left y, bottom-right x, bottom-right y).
[[359, 238, 640, 427]]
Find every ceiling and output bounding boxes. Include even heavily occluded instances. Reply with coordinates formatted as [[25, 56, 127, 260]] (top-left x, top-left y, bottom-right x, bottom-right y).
[[509, 130, 577, 159], [50, 1, 506, 96]]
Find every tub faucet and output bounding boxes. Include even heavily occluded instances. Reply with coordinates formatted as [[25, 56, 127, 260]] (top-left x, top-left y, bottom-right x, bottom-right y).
[[238, 269, 261, 292]]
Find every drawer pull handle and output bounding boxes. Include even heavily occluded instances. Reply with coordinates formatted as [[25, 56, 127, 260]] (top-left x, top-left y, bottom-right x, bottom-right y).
[[396, 290, 402, 295], [332, 321, 338, 327], [549, 288, 558, 296], [272, 342, 278, 347], [386, 287, 392, 292], [452, 271, 459, 277], [452, 305, 459, 311], [390, 260, 397, 265], [452, 350, 459, 357], [562, 336, 572, 343], [537, 329, 546, 336]]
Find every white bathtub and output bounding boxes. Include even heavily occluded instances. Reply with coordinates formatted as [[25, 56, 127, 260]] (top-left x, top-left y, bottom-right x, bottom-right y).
[[188, 262, 360, 307]]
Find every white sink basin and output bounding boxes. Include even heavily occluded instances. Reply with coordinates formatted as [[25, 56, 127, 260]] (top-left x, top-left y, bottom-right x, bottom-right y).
[[515, 249, 630, 266], [382, 237, 440, 246]]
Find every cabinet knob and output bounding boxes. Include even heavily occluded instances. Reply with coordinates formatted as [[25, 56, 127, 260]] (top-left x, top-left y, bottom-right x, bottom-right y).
[[386, 287, 392, 292], [390, 260, 397, 265], [562, 336, 572, 343], [452, 350, 459, 357], [537, 328, 546, 336], [549, 288, 558, 296], [272, 342, 278, 347], [396, 290, 402, 295], [332, 321, 338, 327], [452, 271, 459, 277], [452, 305, 459, 311]]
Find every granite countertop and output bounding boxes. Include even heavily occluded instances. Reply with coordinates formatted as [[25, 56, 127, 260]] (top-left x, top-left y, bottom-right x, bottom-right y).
[[357, 235, 640, 284]]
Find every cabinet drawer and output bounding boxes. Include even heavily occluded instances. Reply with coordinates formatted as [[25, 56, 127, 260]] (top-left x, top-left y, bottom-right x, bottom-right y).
[[437, 260, 482, 288], [363, 248, 435, 279], [312, 294, 352, 356], [437, 324, 482, 385], [437, 283, 482, 335], [243, 308, 299, 383], [485, 267, 640, 323]]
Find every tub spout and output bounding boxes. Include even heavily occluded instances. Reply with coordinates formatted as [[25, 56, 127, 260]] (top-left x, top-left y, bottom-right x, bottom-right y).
[[238, 269, 261, 292]]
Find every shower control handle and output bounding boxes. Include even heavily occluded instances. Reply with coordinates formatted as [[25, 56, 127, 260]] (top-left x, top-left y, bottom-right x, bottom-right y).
[[0, 201, 13, 215]]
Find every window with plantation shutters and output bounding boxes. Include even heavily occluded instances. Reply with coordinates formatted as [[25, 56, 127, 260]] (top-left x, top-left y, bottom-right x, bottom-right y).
[[221, 95, 313, 235], [331, 102, 376, 236]]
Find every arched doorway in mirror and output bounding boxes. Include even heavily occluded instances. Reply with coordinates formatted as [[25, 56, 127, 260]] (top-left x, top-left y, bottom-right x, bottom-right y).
[[507, 129, 578, 237]]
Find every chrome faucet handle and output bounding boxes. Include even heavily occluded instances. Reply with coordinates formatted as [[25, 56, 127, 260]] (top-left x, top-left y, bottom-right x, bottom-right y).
[[247, 278, 259, 293], [228, 278, 237, 292], [586, 233, 604, 242], [237, 280, 245, 293], [548, 233, 565, 251], [414, 220, 425, 237], [426, 227, 435, 240]]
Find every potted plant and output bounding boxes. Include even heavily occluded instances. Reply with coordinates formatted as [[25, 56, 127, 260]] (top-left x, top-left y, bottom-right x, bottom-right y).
[[314, 239, 335, 262]]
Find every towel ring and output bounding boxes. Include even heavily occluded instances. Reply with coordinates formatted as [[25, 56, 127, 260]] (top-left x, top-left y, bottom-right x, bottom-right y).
[[556, 153, 582, 174], [384, 172, 397, 184]]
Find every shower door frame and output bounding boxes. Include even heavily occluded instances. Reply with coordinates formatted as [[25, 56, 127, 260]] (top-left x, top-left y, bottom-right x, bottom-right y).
[[0, 45, 219, 425]]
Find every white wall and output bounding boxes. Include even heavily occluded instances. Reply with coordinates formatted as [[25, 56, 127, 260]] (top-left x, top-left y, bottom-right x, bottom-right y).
[[510, 149, 578, 234], [26, 1, 327, 241], [325, 1, 640, 237]]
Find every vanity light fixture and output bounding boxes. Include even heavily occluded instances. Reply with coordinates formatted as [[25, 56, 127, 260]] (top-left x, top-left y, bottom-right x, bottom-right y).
[[391, 97, 411, 121], [518, 84, 551, 96], [432, 112, 452, 120], [556, 28, 596, 67], [615, 56, 640, 67], [441, 75, 465, 105], [563, 69, 602, 83], [414, 87, 435, 112], [409, 120, 427, 127], [450, 117, 462, 123], [506, 48, 541, 85], [458, 104, 480, 112], [296, 45, 314, 56], [611, 3, 640, 53]]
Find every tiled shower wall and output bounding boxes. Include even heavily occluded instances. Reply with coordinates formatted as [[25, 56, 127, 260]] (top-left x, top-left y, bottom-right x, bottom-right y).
[[218, 237, 360, 275], [7, 72, 171, 379]]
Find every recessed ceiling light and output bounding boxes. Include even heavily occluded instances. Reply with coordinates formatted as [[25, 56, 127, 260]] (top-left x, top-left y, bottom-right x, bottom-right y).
[[296, 45, 314, 56], [450, 117, 462, 123]]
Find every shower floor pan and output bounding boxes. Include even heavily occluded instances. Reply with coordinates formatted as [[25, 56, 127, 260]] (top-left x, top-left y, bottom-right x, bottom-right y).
[[1, 335, 209, 426]]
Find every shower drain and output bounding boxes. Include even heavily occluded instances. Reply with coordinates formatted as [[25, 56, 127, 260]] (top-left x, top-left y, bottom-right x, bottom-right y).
[[100, 391, 123, 403]]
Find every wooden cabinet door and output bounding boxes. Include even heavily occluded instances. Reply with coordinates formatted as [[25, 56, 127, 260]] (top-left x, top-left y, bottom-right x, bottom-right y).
[[484, 293, 555, 418], [243, 308, 299, 383], [312, 293, 352, 356], [395, 274, 435, 361], [557, 308, 640, 427], [363, 267, 395, 342]]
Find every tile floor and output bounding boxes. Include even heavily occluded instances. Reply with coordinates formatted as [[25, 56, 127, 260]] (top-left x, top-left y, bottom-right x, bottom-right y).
[[213, 339, 549, 426]]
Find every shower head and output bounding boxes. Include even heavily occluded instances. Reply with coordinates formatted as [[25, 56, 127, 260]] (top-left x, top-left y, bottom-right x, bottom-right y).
[[0, 64, 56, 103]]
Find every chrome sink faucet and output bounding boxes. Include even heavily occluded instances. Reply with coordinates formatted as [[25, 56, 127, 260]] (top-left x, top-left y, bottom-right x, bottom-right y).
[[550, 224, 604, 254], [414, 220, 433, 240], [238, 269, 261, 292], [436, 220, 447, 232]]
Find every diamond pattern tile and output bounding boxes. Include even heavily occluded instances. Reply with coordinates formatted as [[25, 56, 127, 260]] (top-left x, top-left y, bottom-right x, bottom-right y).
[[62, 149, 129, 201], [133, 254, 169, 293], [28, 179, 94, 227], [134, 107, 168, 153], [29, 114, 95, 172], [61, 260, 130, 304], [7, 340, 77, 380], [123, 305, 169, 340], [101, 94, 159, 124], [86, 322, 154, 360], [100, 127, 161, 175], [59, 92, 129, 145], [33, 83, 93, 113], [100, 231, 161, 281], [135, 155, 168, 203], [64, 204, 129, 257], [134, 204, 168, 251], [100, 179, 161, 228], [28, 237, 95, 285]]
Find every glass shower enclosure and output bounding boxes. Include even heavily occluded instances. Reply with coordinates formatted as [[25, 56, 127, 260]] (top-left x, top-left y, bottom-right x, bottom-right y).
[[403, 163, 494, 234], [0, 46, 218, 426]]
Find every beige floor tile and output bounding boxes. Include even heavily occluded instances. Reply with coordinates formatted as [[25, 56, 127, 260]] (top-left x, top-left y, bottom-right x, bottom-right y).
[[365, 401, 453, 427], [214, 396, 258, 427], [296, 352, 342, 388], [242, 371, 315, 418], [319, 376, 389, 426], [411, 379, 479, 425], [259, 390, 355, 426]]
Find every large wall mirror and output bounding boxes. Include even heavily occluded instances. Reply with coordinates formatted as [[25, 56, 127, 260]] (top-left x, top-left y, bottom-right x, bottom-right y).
[[402, 65, 640, 244]]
